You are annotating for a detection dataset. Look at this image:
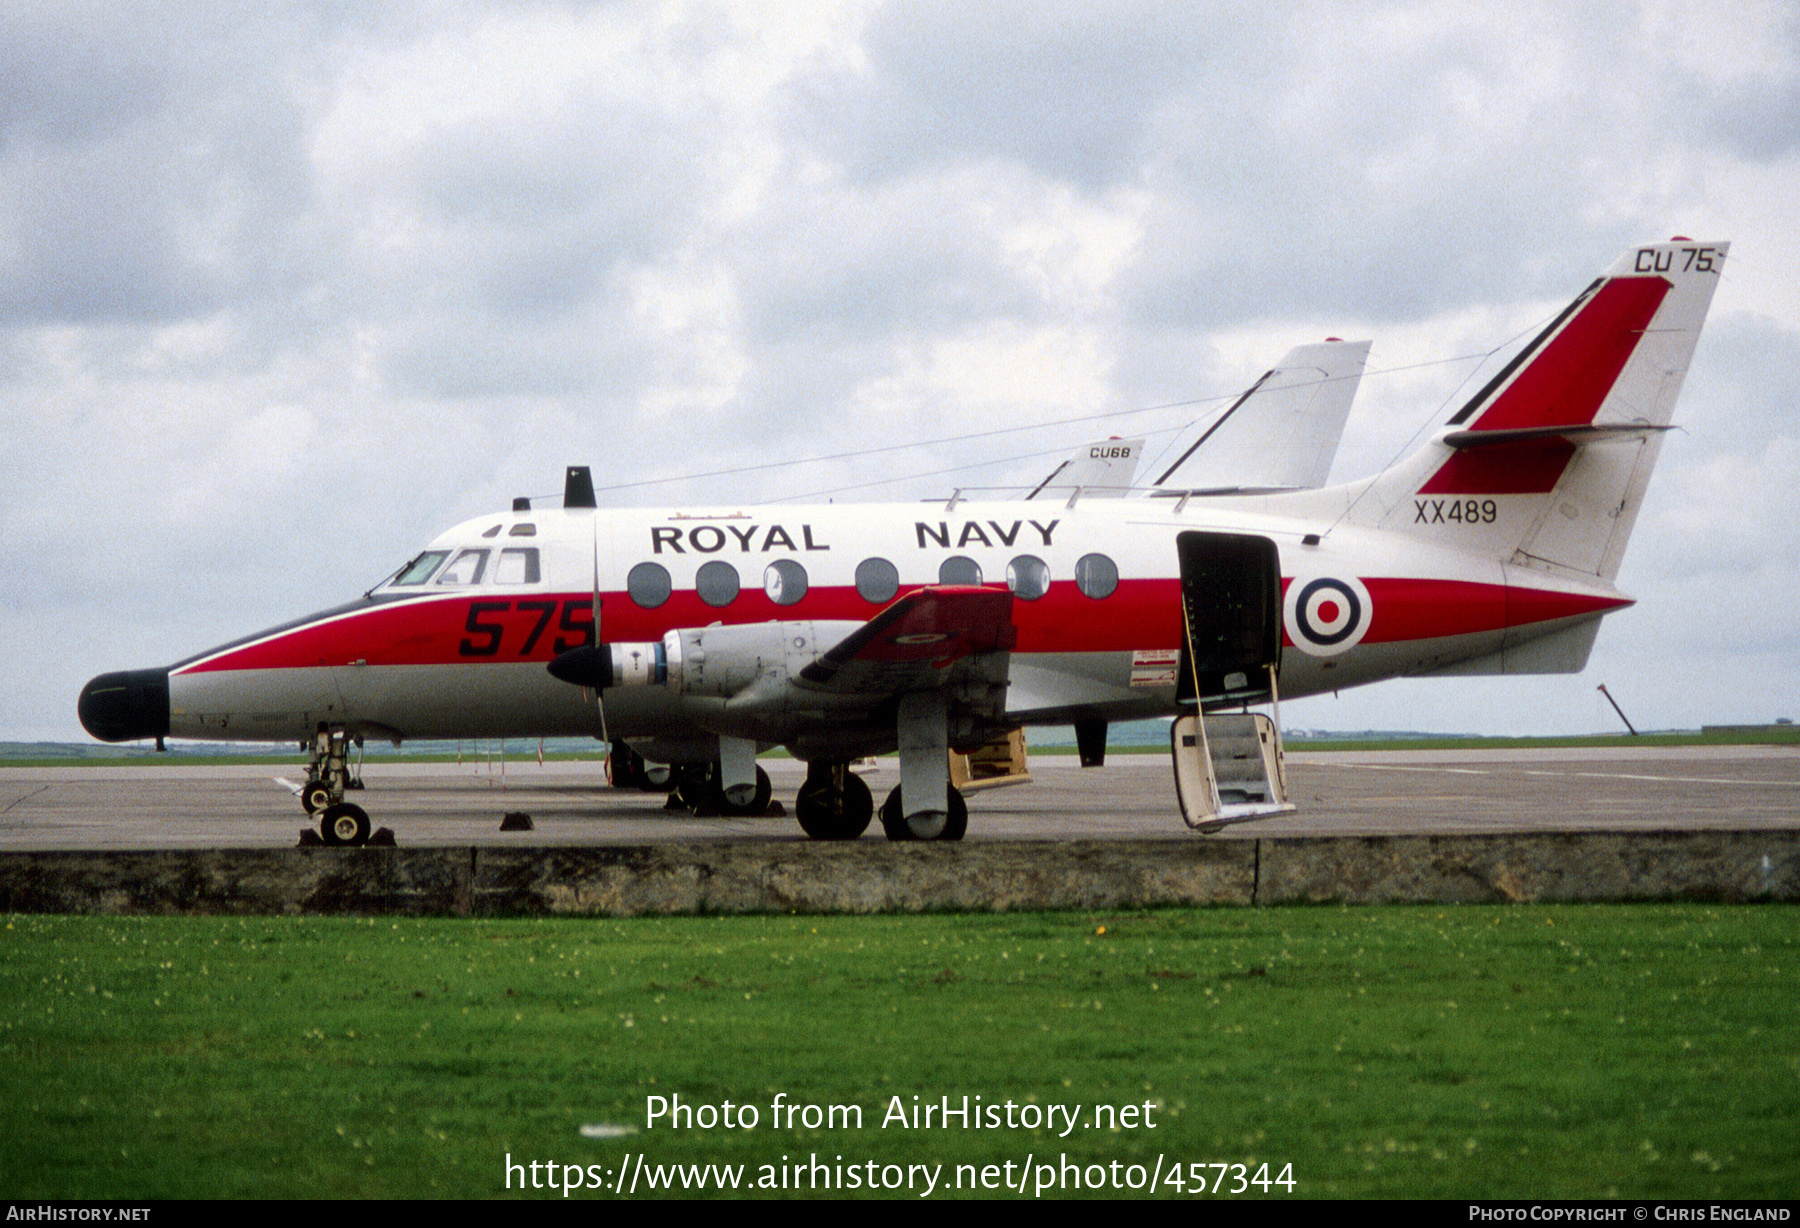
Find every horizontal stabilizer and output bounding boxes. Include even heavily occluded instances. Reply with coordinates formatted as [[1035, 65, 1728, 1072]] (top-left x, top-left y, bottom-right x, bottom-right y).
[[1443, 423, 1676, 449]]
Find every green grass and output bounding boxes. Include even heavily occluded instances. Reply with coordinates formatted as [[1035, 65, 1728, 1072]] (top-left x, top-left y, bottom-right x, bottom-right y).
[[2, 904, 1795, 1199]]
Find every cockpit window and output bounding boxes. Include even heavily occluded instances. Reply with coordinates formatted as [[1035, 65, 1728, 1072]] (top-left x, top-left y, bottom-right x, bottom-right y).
[[391, 551, 449, 586], [436, 549, 489, 585], [493, 548, 540, 585]]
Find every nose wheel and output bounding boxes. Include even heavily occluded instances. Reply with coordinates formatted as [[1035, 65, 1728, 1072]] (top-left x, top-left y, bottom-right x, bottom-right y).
[[320, 802, 372, 846], [302, 725, 378, 844]]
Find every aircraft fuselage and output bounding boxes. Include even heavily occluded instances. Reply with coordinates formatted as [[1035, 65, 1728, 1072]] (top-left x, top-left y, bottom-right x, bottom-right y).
[[115, 491, 1625, 755]]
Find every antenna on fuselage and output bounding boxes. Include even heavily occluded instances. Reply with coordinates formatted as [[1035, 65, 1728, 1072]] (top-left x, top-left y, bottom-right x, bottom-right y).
[[564, 466, 597, 509]]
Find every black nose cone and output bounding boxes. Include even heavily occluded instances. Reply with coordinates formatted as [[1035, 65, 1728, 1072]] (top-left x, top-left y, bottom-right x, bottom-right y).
[[78, 669, 171, 743]]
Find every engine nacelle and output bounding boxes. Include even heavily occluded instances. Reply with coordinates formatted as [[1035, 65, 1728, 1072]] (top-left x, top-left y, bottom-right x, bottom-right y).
[[548, 621, 862, 706], [662, 621, 860, 702]]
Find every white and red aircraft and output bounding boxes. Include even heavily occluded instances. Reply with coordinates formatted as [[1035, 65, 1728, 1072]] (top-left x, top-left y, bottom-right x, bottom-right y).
[[78, 240, 1726, 845]]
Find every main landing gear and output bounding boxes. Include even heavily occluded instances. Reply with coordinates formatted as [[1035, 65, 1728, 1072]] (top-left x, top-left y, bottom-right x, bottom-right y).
[[878, 783, 968, 842], [605, 741, 676, 793], [614, 740, 970, 841], [300, 724, 373, 846], [794, 763, 875, 840], [793, 764, 966, 842], [674, 762, 774, 816]]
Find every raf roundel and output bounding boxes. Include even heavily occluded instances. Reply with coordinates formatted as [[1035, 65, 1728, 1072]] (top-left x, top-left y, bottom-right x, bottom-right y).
[[1285, 575, 1372, 657]]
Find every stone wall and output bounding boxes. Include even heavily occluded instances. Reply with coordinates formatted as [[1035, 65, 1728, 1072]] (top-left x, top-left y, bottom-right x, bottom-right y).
[[2, 830, 1795, 915]]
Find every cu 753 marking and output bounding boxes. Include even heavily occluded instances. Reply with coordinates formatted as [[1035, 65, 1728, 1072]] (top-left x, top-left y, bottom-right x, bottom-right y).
[[1414, 498, 1497, 525], [459, 599, 594, 658]]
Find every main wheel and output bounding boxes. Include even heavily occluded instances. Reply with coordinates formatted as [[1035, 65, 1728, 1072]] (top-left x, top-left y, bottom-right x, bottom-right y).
[[301, 781, 332, 814], [320, 802, 371, 847], [672, 763, 712, 811], [715, 766, 773, 816], [604, 750, 634, 788], [794, 769, 874, 840], [878, 784, 968, 842]]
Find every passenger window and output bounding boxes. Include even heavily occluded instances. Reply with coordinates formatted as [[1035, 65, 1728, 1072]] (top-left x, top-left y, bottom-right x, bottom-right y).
[[939, 556, 982, 586], [391, 551, 449, 586], [1075, 553, 1118, 600], [628, 562, 671, 609], [1006, 555, 1049, 600], [764, 559, 808, 606], [493, 548, 540, 585], [435, 549, 488, 585], [856, 557, 899, 604], [696, 560, 740, 607]]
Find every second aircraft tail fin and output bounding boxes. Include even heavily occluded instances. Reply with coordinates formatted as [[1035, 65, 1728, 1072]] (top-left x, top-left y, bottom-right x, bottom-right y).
[[1155, 338, 1371, 493]]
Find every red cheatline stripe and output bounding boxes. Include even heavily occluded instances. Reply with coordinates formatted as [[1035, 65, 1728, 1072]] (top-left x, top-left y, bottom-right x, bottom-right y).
[[175, 576, 1631, 674]]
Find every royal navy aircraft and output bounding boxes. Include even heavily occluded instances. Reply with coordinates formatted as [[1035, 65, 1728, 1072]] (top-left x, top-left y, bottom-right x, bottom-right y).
[[78, 240, 1725, 845]]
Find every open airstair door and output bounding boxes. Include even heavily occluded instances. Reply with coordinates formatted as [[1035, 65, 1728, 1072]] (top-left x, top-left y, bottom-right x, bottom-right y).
[[1170, 531, 1295, 831]]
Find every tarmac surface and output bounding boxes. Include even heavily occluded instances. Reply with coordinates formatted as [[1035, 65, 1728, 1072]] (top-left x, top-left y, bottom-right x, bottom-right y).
[[4, 744, 1798, 851]]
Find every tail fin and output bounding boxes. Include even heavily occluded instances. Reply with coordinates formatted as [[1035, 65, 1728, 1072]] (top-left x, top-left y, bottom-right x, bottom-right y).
[[1341, 240, 1726, 581], [1155, 338, 1371, 493], [1028, 437, 1145, 500]]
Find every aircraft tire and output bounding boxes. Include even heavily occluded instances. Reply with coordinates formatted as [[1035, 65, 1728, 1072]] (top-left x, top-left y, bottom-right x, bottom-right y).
[[301, 782, 332, 814], [795, 770, 873, 840], [638, 761, 676, 793], [878, 785, 968, 842], [672, 763, 712, 811], [714, 766, 773, 816], [606, 744, 650, 789], [321, 802, 371, 847]]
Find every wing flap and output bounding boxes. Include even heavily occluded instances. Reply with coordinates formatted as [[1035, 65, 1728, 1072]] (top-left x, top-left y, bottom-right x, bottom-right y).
[[798, 586, 1016, 695]]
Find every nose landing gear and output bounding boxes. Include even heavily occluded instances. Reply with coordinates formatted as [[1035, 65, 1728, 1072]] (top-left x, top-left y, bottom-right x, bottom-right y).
[[301, 725, 373, 846]]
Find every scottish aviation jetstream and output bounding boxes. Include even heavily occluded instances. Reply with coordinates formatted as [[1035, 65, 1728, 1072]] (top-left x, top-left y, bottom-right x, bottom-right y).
[[78, 241, 1727, 845]]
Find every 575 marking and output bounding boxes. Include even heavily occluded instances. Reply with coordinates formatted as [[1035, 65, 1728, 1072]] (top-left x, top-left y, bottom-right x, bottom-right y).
[[459, 599, 594, 658]]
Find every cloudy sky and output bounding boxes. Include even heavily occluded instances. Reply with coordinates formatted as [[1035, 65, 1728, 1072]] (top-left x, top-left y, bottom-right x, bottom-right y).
[[5, 0, 1796, 741]]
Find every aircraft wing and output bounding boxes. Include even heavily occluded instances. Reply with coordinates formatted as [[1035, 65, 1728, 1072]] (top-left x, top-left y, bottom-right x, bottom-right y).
[[798, 586, 1015, 700], [1154, 339, 1371, 491]]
